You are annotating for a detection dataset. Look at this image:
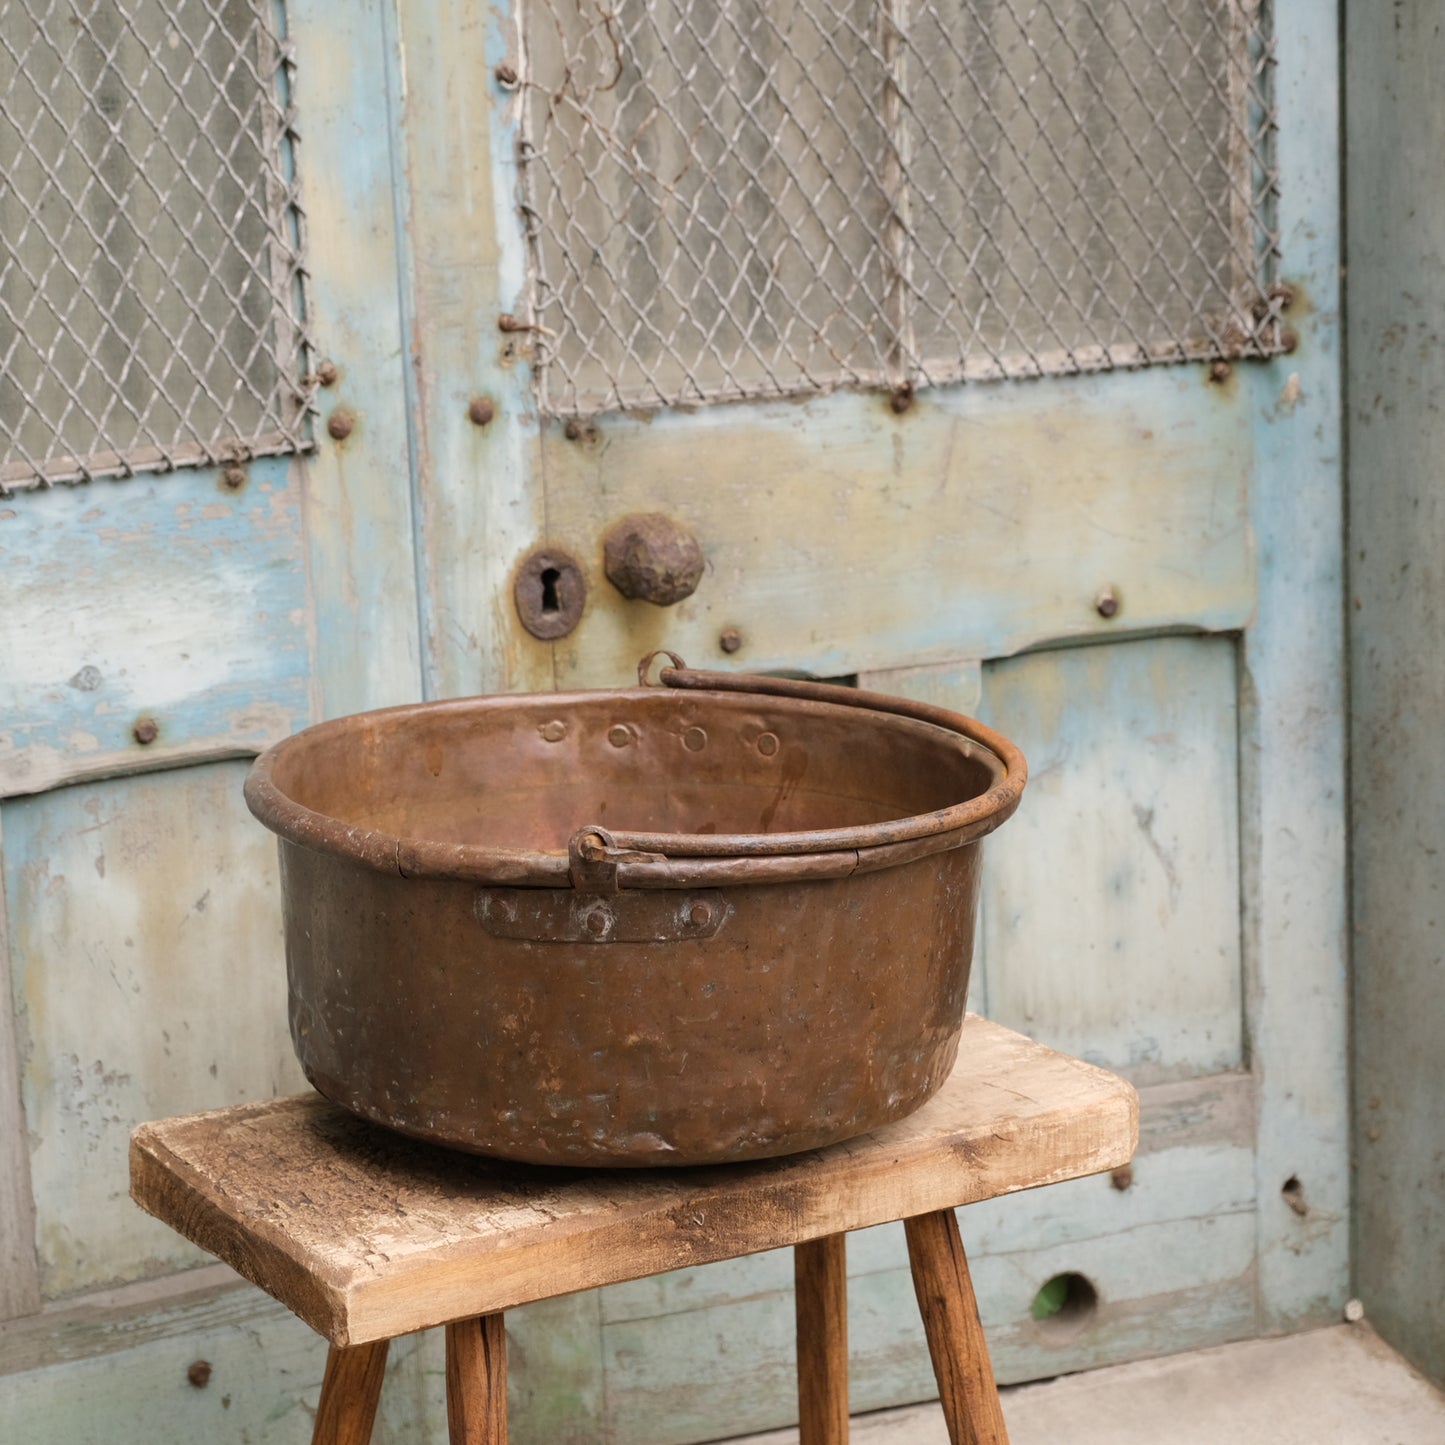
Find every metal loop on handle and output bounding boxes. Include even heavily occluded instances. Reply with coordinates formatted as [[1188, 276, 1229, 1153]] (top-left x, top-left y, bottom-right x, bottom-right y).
[[637, 650, 689, 686]]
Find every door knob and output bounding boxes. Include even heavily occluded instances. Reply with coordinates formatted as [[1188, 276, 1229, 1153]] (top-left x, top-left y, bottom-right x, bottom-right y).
[[603, 513, 705, 606]]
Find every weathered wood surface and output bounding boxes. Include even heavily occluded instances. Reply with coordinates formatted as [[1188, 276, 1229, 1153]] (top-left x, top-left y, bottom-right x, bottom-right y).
[[542, 367, 1253, 689], [591, 1069, 1254, 1445], [1345, 0, 1445, 1389], [904, 1211, 1009, 1445], [0, 814, 40, 1318], [286, 0, 423, 722], [980, 636, 1243, 1084], [794, 1234, 849, 1445], [130, 1016, 1136, 1347], [1239, 0, 1349, 1333], [313, 1341, 391, 1445], [0, 1291, 445, 1445], [445, 1314, 508, 1445], [4, 761, 305, 1298], [0, 461, 309, 798], [394, 0, 552, 701]]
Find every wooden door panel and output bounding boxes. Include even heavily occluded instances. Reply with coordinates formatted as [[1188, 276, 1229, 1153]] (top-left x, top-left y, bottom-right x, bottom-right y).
[[541, 370, 1252, 688], [980, 636, 1243, 1083], [1, 761, 302, 1298], [0, 463, 310, 798]]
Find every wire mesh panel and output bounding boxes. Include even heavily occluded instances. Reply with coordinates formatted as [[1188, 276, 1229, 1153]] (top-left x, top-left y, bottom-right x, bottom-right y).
[[0, 0, 310, 493], [518, 0, 1281, 417]]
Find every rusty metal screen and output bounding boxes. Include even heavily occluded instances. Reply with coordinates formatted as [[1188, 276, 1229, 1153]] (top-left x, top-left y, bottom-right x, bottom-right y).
[[0, 0, 311, 493], [517, 0, 1281, 418]]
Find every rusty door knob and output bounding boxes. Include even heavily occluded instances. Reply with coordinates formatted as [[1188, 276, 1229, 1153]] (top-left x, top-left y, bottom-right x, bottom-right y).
[[603, 513, 705, 606]]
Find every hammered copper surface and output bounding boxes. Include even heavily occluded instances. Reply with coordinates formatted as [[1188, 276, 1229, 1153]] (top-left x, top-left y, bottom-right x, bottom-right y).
[[244, 667, 1026, 1166]]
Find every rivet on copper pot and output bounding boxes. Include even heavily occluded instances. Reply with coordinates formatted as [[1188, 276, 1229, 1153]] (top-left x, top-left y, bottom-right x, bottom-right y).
[[540, 720, 567, 743], [757, 732, 779, 757], [494, 62, 519, 87], [315, 359, 339, 387], [607, 725, 632, 748], [1094, 587, 1120, 620], [689, 901, 712, 928], [468, 397, 496, 427], [683, 726, 707, 752], [1110, 1163, 1134, 1191], [220, 465, 246, 491], [327, 408, 355, 442], [187, 1360, 213, 1389], [586, 908, 610, 936], [719, 627, 742, 654], [133, 717, 159, 745]]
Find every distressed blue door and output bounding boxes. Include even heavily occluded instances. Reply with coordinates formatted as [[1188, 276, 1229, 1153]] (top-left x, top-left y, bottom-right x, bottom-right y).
[[0, 0, 1346, 1441]]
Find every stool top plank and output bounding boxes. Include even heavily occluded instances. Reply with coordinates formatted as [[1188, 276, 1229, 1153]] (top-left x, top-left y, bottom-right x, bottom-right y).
[[130, 1015, 1136, 1347]]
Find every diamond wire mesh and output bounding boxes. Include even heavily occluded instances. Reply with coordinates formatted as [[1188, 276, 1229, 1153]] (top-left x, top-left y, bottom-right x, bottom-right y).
[[517, 0, 1281, 418], [0, 0, 311, 494]]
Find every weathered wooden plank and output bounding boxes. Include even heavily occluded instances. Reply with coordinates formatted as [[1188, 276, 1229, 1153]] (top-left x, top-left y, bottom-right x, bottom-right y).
[[285, 0, 424, 720], [0, 1293, 447, 1445], [391, 0, 552, 701], [980, 636, 1243, 1084], [600, 1069, 1252, 1328], [0, 460, 309, 798], [0, 814, 41, 1319], [600, 1212, 1257, 1445], [2, 761, 305, 1298], [1344, 0, 1445, 1389], [1240, 0, 1349, 1333], [130, 1017, 1135, 1347], [538, 365, 1252, 689]]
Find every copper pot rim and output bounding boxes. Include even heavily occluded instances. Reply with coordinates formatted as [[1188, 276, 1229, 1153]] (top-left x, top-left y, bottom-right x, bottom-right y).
[[244, 666, 1027, 889]]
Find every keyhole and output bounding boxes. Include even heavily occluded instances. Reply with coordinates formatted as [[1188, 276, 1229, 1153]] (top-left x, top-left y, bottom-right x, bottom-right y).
[[540, 567, 561, 613]]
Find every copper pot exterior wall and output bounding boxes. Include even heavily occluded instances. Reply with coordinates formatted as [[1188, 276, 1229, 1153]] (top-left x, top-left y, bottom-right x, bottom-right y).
[[279, 837, 982, 1166]]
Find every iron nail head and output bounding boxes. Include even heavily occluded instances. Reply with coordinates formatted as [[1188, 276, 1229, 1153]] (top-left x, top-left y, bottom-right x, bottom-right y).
[[133, 718, 159, 746], [719, 627, 742, 654], [1094, 587, 1120, 620]]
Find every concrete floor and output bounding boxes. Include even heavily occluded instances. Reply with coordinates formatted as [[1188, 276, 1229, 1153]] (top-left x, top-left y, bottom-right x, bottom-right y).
[[735, 1325, 1445, 1445]]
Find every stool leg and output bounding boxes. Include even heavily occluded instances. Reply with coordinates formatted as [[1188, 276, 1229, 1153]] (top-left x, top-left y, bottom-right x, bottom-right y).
[[795, 1233, 850, 1444], [312, 1340, 390, 1445], [445, 1312, 508, 1445], [903, 1210, 1010, 1445]]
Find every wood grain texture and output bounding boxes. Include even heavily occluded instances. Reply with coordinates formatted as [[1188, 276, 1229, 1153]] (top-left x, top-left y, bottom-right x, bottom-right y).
[[0, 813, 40, 1319], [313, 1341, 391, 1445], [1240, 0, 1349, 1336], [446, 1315, 508, 1445], [795, 1235, 849, 1445], [980, 636, 1243, 1085], [1345, 0, 1445, 1389], [129, 1015, 1136, 1346], [541, 365, 1252, 690], [285, 0, 423, 721], [599, 1211, 1258, 1445], [904, 1211, 1009, 1445], [4, 762, 305, 1298], [390, 0, 552, 702], [0, 459, 309, 798]]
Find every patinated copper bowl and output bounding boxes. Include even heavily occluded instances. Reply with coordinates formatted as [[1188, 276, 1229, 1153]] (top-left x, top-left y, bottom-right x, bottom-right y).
[[244, 657, 1026, 1166]]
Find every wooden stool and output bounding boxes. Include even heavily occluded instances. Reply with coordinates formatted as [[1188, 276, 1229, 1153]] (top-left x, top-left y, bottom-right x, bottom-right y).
[[130, 1015, 1136, 1445]]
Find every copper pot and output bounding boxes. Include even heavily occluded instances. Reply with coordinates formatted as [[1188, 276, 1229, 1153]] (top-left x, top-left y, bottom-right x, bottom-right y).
[[244, 657, 1026, 1166]]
